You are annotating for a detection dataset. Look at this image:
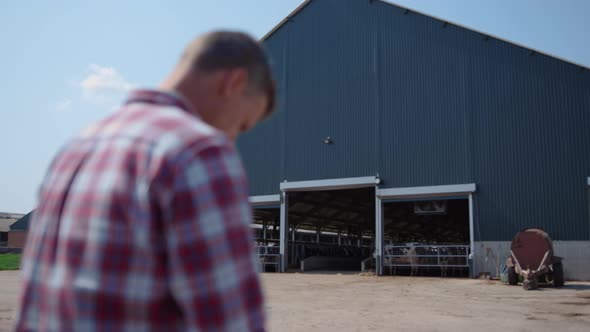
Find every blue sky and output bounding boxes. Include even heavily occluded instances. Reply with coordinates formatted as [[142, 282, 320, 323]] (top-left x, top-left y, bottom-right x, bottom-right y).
[[1, 0, 589, 213]]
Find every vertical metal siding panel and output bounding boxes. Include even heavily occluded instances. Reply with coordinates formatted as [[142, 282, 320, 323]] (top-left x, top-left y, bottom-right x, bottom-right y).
[[283, 0, 375, 181], [464, 16, 590, 241], [376, 4, 470, 188], [373, 1, 589, 240], [237, 34, 286, 195]]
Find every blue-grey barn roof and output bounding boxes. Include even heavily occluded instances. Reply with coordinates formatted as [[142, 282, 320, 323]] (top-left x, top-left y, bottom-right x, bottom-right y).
[[10, 210, 33, 231], [263, 0, 590, 71]]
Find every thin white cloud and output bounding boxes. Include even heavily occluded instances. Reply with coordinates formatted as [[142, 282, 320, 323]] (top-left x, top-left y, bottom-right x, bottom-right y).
[[56, 98, 72, 112], [79, 64, 135, 104]]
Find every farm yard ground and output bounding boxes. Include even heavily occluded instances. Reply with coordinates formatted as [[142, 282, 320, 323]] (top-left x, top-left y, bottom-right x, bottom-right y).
[[1, 271, 589, 331], [263, 272, 590, 331]]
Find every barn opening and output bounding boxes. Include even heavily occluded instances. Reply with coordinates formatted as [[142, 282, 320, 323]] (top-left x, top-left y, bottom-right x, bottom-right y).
[[252, 206, 281, 272], [382, 198, 471, 277], [286, 187, 375, 272]]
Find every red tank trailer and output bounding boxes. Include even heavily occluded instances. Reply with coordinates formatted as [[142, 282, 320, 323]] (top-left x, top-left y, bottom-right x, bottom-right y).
[[506, 228, 564, 290]]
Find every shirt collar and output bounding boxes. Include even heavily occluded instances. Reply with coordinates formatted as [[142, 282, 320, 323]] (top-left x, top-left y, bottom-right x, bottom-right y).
[[124, 89, 195, 114]]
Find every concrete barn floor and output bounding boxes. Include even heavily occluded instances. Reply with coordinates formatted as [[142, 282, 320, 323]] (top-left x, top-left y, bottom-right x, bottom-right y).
[[1, 271, 589, 331]]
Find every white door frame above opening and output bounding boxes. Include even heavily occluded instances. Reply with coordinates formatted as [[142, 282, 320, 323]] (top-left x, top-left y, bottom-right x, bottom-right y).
[[249, 195, 281, 207], [377, 183, 476, 199], [280, 176, 378, 192]]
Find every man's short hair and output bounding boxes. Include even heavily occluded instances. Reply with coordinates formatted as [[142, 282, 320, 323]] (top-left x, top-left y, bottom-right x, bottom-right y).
[[185, 31, 276, 116]]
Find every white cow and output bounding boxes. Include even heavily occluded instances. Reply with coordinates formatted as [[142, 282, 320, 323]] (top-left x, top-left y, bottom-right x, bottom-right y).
[[384, 245, 420, 276]]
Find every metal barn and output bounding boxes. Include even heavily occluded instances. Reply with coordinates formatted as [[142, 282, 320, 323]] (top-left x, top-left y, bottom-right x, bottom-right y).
[[238, 0, 590, 279]]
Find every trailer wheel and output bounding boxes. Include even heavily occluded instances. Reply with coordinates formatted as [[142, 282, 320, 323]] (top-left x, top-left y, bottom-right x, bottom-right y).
[[523, 279, 538, 291], [508, 266, 518, 285], [552, 262, 564, 287]]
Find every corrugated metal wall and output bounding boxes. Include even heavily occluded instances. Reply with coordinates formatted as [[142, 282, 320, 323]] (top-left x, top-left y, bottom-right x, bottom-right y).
[[237, 0, 590, 240], [237, 32, 286, 195], [280, 0, 377, 181]]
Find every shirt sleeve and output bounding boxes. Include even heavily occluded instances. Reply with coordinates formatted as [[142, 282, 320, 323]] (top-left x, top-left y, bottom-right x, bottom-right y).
[[157, 139, 265, 332]]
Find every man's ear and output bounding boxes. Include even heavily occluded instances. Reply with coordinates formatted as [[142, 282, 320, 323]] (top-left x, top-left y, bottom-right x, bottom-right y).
[[219, 68, 248, 97]]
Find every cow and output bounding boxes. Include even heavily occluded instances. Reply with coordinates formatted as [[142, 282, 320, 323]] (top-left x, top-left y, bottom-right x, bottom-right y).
[[384, 245, 420, 276]]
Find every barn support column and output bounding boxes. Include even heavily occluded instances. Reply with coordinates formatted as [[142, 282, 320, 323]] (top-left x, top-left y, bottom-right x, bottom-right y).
[[314, 225, 318, 244], [375, 195, 384, 276], [469, 193, 475, 277], [280, 191, 288, 272], [291, 226, 297, 265]]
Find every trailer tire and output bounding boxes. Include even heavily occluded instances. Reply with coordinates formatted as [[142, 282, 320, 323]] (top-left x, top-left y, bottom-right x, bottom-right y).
[[523, 278, 538, 290], [552, 262, 564, 287], [508, 266, 518, 285]]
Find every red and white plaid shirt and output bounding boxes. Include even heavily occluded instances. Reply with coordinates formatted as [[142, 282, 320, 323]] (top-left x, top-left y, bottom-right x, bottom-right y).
[[16, 90, 265, 332]]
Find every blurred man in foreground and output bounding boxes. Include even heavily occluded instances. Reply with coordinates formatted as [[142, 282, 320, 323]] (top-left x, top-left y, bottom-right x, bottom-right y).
[[16, 30, 275, 331]]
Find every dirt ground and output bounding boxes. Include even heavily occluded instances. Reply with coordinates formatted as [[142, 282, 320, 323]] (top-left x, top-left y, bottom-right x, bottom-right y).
[[0, 272, 19, 332], [1, 271, 589, 331]]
